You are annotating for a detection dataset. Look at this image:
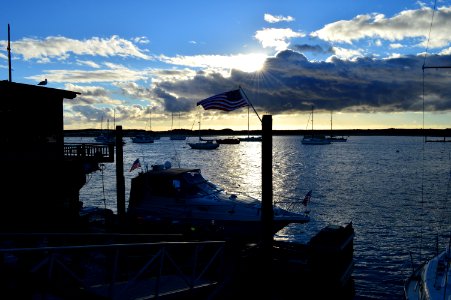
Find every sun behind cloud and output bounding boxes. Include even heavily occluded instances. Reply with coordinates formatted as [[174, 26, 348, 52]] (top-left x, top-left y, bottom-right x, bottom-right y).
[[232, 53, 267, 73]]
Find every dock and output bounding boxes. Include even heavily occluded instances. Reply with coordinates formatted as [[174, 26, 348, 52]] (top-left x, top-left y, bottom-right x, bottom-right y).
[[0, 223, 354, 299]]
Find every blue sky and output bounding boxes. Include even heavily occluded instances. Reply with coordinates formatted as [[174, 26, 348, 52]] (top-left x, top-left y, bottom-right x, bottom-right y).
[[1, 0, 451, 131]]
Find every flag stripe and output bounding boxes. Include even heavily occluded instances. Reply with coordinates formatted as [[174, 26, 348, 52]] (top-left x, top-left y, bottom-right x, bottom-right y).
[[129, 158, 141, 172], [197, 89, 249, 111]]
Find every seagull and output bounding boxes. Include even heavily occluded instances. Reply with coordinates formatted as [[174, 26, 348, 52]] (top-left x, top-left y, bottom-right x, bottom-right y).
[[38, 78, 47, 85]]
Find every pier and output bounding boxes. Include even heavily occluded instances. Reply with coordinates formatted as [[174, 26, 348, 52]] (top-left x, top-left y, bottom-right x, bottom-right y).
[[63, 143, 114, 163]]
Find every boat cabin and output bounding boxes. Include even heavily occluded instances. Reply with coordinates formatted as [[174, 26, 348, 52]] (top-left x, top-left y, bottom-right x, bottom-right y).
[[128, 167, 222, 207]]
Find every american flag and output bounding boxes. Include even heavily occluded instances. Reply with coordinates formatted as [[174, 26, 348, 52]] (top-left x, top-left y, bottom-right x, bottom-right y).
[[129, 158, 141, 172], [302, 190, 312, 206], [197, 89, 249, 111]]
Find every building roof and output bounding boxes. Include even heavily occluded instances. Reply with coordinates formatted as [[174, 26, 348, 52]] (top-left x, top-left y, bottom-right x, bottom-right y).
[[0, 80, 80, 100]]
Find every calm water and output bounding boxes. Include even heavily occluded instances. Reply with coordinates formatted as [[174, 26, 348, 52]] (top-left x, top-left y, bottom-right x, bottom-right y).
[[68, 135, 451, 299]]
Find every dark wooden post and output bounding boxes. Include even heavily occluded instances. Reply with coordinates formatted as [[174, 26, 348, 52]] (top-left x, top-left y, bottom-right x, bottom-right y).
[[116, 126, 126, 226], [260, 115, 273, 297], [261, 115, 273, 251]]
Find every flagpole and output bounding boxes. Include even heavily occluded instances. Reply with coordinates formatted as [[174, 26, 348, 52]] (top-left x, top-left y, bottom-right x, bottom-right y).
[[239, 86, 262, 123]]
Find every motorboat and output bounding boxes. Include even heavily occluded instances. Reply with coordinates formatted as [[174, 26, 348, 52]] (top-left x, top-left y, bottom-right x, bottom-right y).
[[404, 242, 451, 300], [127, 163, 310, 241]]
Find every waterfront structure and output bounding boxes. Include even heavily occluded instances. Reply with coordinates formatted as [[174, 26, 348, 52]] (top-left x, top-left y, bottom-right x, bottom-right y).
[[0, 80, 113, 231]]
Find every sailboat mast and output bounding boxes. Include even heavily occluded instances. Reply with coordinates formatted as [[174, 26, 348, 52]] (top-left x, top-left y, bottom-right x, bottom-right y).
[[247, 105, 250, 138], [330, 111, 333, 137], [330, 111, 333, 135], [171, 112, 174, 130], [311, 106, 314, 132]]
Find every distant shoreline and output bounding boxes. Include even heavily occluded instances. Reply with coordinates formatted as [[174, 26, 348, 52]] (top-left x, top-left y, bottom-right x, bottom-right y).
[[64, 128, 451, 138]]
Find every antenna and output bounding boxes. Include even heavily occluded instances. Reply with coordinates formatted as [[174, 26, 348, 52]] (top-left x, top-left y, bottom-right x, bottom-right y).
[[7, 24, 12, 82]]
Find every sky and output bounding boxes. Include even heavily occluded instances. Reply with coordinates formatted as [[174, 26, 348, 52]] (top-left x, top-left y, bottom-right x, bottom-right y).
[[1, 0, 451, 131]]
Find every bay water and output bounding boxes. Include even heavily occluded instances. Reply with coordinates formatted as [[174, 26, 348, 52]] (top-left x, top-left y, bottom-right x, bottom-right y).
[[67, 135, 451, 299]]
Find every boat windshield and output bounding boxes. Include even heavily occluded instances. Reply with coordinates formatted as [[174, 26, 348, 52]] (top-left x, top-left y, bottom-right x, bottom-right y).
[[182, 172, 222, 196]]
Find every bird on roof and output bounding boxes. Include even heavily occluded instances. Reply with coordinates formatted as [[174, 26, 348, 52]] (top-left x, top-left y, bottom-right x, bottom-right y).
[[38, 78, 47, 85]]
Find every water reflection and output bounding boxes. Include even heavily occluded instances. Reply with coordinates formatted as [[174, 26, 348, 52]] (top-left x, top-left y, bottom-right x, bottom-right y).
[[70, 135, 451, 299]]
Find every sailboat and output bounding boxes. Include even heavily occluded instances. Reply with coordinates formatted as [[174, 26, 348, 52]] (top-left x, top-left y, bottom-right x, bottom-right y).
[[404, 11, 451, 298], [239, 105, 262, 142], [404, 151, 451, 299], [95, 110, 125, 145], [169, 112, 186, 140], [188, 118, 219, 150], [301, 106, 331, 145], [131, 109, 155, 143], [326, 111, 348, 142]]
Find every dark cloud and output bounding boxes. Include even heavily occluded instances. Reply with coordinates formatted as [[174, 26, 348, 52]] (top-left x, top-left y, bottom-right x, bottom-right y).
[[153, 87, 195, 113], [291, 44, 334, 54], [152, 49, 451, 115], [72, 105, 106, 122]]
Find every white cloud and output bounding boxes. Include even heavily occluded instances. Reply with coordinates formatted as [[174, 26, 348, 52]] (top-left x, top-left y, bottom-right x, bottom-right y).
[[26, 66, 150, 83], [310, 7, 451, 49], [9, 35, 152, 61], [255, 28, 305, 51], [76, 60, 101, 68], [439, 47, 451, 55], [264, 13, 295, 23], [158, 53, 268, 74], [133, 36, 150, 44], [326, 47, 364, 61], [390, 43, 403, 49], [149, 68, 197, 84]]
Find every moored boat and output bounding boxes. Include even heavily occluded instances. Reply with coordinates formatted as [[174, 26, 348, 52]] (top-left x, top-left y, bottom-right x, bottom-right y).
[[301, 106, 331, 145], [302, 134, 331, 145], [216, 137, 240, 144], [127, 163, 310, 241], [327, 136, 348, 142], [239, 136, 262, 142], [188, 140, 219, 149], [404, 241, 451, 300], [131, 133, 154, 143]]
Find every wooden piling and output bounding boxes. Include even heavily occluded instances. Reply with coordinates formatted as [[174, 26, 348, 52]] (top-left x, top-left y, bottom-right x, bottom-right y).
[[116, 125, 126, 225], [261, 115, 274, 248]]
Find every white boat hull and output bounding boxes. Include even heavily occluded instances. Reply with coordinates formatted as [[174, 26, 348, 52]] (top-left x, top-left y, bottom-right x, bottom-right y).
[[127, 167, 309, 241]]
